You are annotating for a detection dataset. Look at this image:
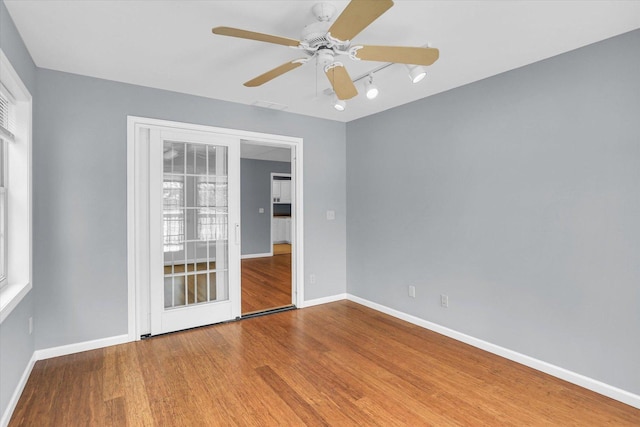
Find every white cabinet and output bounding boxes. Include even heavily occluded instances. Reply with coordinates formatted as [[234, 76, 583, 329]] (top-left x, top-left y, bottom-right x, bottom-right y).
[[272, 180, 281, 202], [284, 217, 291, 242], [272, 175, 292, 244], [272, 217, 292, 244], [281, 180, 292, 203], [272, 179, 291, 203], [272, 217, 281, 243]]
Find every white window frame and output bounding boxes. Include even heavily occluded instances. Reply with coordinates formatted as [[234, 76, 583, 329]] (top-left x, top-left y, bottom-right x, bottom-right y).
[[0, 79, 16, 289], [0, 137, 7, 288], [0, 49, 33, 324]]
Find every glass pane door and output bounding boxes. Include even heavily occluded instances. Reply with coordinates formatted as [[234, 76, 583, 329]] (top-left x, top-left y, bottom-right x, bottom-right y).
[[162, 140, 229, 309], [150, 129, 240, 335]]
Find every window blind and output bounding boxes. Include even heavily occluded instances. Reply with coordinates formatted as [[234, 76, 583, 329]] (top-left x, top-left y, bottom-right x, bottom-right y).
[[0, 84, 15, 142]]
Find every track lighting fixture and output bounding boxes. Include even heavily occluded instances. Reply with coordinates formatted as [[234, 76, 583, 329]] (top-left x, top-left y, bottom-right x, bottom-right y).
[[407, 65, 427, 83], [365, 73, 379, 100], [324, 52, 433, 110]]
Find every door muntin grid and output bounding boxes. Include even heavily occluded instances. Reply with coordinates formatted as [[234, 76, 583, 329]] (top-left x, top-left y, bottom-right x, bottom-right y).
[[162, 140, 229, 309]]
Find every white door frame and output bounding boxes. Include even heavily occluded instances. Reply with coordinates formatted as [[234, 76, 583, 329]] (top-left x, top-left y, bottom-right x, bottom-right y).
[[127, 116, 304, 340]]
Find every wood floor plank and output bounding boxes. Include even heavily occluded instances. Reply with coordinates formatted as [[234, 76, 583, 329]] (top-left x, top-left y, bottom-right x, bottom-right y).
[[103, 397, 126, 426], [319, 307, 522, 424], [9, 300, 640, 426], [273, 243, 292, 255], [241, 254, 292, 314], [347, 303, 636, 425], [255, 365, 328, 426]]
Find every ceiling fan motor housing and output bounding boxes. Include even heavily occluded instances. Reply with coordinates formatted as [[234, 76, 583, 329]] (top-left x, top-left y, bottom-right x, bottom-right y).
[[301, 20, 350, 57], [301, 21, 332, 50]]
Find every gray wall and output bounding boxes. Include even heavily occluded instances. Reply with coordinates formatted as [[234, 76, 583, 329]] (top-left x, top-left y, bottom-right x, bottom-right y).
[[34, 69, 346, 350], [0, 0, 36, 418], [241, 158, 290, 255], [4, 0, 637, 414], [346, 29, 640, 395]]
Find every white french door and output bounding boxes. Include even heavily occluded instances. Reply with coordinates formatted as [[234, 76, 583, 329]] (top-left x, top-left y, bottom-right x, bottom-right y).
[[128, 117, 305, 340], [149, 128, 241, 335]]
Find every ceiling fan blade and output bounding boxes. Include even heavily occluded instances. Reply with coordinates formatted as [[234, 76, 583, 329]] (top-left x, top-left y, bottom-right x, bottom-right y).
[[354, 45, 439, 66], [212, 26, 300, 47], [244, 59, 306, 87], [325, 63, 358, 100], [328, 0, 394, 42]]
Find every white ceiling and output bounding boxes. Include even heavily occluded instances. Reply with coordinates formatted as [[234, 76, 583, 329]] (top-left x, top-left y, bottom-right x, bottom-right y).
[[5, 1, 640, 122]]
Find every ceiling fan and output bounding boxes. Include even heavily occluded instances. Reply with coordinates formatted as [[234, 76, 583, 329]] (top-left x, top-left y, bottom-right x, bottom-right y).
[[212, 0, 439, 101]]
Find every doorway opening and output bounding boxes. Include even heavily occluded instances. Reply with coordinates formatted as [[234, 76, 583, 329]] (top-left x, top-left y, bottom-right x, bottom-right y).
[[240, 142, 296, 316]]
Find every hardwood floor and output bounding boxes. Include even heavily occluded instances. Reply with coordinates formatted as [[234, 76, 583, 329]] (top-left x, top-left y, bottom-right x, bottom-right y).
[[273, 243, 292, 255], [10, 301, 640, 426], [241, 254, 292, 315]]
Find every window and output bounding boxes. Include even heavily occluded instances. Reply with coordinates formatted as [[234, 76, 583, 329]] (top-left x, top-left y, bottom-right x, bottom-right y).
[[0, 142, 6, 287], [162, 172, 228, 252], [0, 84, 15, 288], [0, 49, 32, 324], [197, 181, 228, 241], [163, 180, 185, 252]]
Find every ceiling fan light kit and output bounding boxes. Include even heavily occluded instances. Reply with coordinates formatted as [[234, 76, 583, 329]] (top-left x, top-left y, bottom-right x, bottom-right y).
[[212, 0, 439, 110], [316, 48, 335, 67]]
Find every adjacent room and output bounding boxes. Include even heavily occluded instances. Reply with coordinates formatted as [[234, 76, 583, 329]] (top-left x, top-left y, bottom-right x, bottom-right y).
[[1, 0, 639, 425], [240, 141, 294, 315]]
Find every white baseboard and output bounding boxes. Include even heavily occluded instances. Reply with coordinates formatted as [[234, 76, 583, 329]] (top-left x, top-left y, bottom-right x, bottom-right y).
[[33, 334, 131, 361], [302, 293, 347, 308], [347, 294, 640, 409], [4, 298, 638, 427], [241, 252, 272, 259], [0, 352, 36, 427]]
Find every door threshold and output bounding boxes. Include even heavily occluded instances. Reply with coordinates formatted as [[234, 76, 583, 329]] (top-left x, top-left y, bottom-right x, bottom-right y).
[[142, 316, 239, 339], [143, 305, 297, 338], [241, 305, 296, 320]]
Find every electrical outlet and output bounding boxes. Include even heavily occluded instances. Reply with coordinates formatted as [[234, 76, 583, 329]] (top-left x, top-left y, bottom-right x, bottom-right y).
[[309, 274, 316, 284], [28, 317, 33, 334], [408, 286, 416, 298], [258, 207, 265, 214], [440, 294, 449, 308]]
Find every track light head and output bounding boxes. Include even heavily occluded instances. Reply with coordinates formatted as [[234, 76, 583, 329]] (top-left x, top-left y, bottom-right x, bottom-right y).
[[365, 74, 379, 100], [407, 65, 427, 83], [333, 97, 346, 111]]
